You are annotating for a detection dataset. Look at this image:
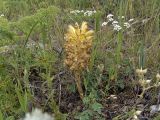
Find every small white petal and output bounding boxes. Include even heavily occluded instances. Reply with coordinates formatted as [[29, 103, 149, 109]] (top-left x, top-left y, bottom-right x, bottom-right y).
[[146, 80, 151, 84], [102, 22, 108, 26], [112, 21, 118, 25], [108, 18, 114, 22], [110, 95, 117, 99], [135, 110, 142, 115], [113, 24, 122, 31], [133, 115, 138, 119], [107, 14, 114, 18], [129, 18, 134, 22], [124, 22, 131, 28]]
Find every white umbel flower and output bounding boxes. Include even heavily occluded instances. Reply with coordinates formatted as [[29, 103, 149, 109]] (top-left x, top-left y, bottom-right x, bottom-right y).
[[101, 22, 108, 26], [23, 109, 54, 120], [107, 14, 114, 22], [124, 22, 131, 28], [108, 17, 114, 22], [107, 14, 114, 18], [129, 18, 134, 22], [70, 10, 96, 16], [113, 24, 122, 31], [112, 21, 118, 25], [84, 10, 96, 16], [84, 11, 92, 16]]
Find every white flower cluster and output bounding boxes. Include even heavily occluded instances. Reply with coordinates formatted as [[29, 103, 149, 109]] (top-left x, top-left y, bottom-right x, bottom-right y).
[[123, 22, 131, 28], [70, 10, 96, 16], [23, 109, 54, 120], [112, 20, 122, 31], [107, 14, 114, 21], [102, 14, 134, 31]]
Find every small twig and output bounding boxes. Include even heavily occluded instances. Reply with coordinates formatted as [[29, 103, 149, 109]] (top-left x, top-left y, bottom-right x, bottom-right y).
[[58, 72, 62, 106]]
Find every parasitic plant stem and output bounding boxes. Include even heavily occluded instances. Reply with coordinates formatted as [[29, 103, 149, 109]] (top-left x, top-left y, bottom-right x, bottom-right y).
[[75, 72, 84, 99]]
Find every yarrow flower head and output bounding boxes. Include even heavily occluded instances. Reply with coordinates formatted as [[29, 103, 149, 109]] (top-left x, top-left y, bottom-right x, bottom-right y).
[[129, 18, 134, 22], [70, 10, 82, 15], [113, 24, 122, 31], [23, 108, 54, 120], [124, 22, 131, 28], [70, 10, 96, 17], [101, 22, 108, 26], [84, 10, 96, 16], [107, 14, 114, 18], [102, 14, 134, 31], [112, 21, 118, 25]]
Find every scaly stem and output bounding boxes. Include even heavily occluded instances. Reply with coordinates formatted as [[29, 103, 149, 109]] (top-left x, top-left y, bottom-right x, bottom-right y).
[[74, 72, 84, 99]]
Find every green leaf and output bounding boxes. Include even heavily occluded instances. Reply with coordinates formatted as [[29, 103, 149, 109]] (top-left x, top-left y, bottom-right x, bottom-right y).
[[0, 110, 4, 120], [75, 110, 93, 120], [91, 102, 103, 114], [6, 116, 15, 120]]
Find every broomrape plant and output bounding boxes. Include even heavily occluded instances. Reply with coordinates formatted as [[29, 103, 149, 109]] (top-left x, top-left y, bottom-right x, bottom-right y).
[[64, 22, 94, 99], [136, 67, 160, 98]]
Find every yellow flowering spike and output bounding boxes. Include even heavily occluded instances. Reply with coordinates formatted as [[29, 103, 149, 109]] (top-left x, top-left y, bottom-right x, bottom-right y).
[[85, 30, 94, 37], [65, 21, 94, 43], [68, 25, 76, 34], [81, 22, 88, 34], [64, 21, 94, 99], [64, 21, 94, 71]]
